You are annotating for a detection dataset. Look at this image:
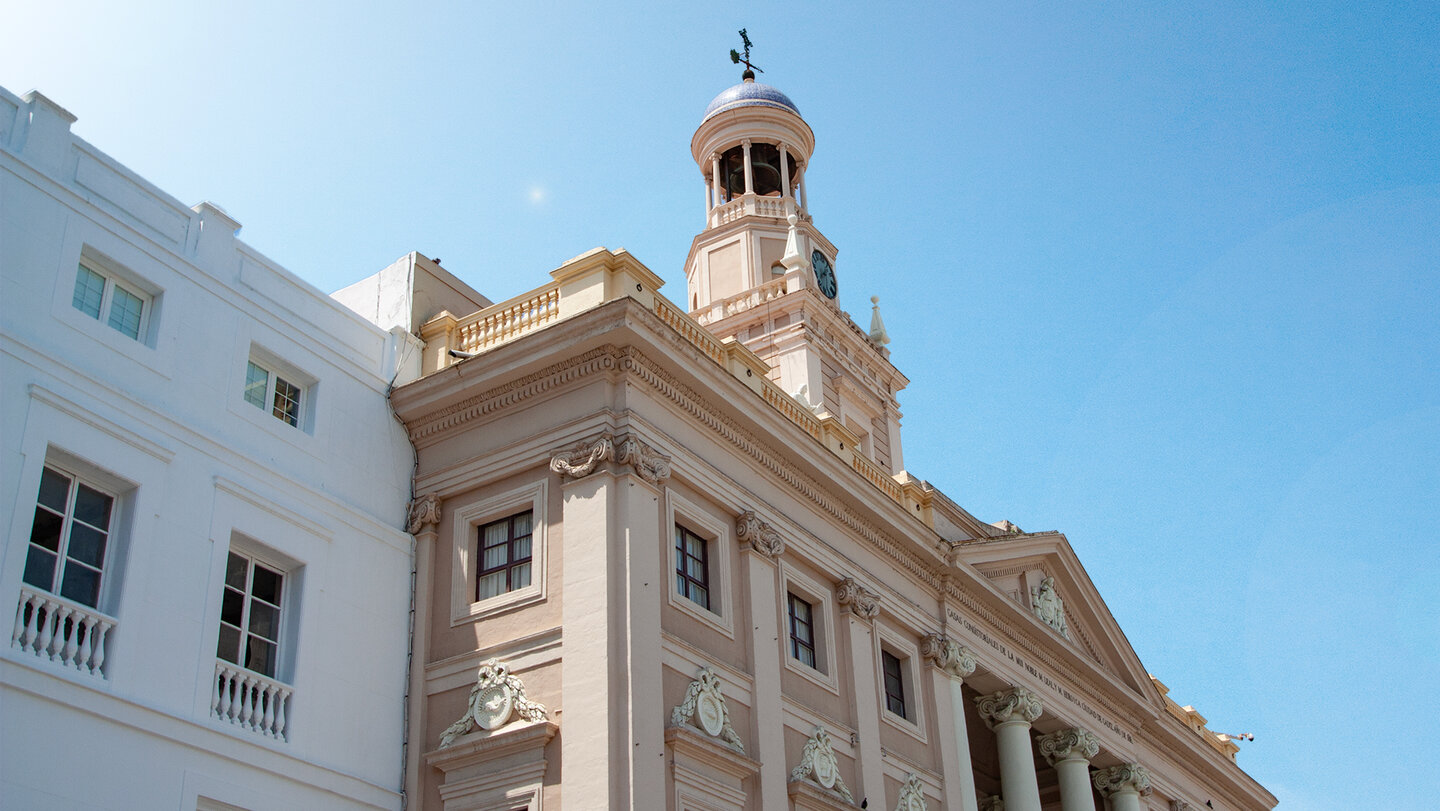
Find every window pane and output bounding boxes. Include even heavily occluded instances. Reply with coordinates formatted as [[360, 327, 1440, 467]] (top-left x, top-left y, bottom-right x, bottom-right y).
[[477, 571, 506, 600], [22, 548, 58, 591], [217, 624, 242, 664], [60, 563, 101, 608], [251, 564, 282, 606], [107, 285, 144, 338], [73, 484, 113, 529], [221, 587, 244, 626], [512, 511, 532, 536], [511, 561, 531, 590], [483, 520, 510, 547], [512, 535, 532, 561], [67, 523, 108, 568], [38, 468, 72, 511], [244, 362, 269, 408], [225, 553, 248, 590], [797, 643, 815, 669], [72, 265, 105, 319], [248, 601, 280, 641], [272, 378, 301, 426], [246, 637, 277, 678], [691, 583, 709, 610], [482, 544, 509, 570], [29, 508, 63, 552]]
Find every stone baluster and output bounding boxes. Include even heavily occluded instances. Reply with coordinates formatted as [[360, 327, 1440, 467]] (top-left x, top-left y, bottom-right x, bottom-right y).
[[261, 683, 277, 736], [59, 604, 78, 666], [975, 688, 1044, 811], [36, 598, 58, 660], [1093, 764, 1152, 811], [1038, 728, 1100, 811], [274, 685, 289, 740], [91, 619, 110, 675], [77, 615, 96, 672]]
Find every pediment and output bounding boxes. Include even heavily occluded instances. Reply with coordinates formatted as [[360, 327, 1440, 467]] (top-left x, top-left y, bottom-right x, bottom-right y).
[[955, 532, 1153, 697]]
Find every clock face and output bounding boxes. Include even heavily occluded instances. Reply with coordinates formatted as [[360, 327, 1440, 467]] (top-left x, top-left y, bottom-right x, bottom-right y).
[[811, 250, 837, 299]]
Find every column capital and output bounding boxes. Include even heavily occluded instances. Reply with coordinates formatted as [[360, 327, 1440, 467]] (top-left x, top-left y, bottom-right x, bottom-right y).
[[919, 632, 976, 678], [1037, 727, 1099, 765], [406, 493, 442, 534], [741, 138, 752, 148], [835, 577, 879, 620], [549, 433, 671, 484], [979, 797, 1005, 811], [975, 687, 1043, 729], [735, 510, 784, 558], [1093, 764, 1152, 797]]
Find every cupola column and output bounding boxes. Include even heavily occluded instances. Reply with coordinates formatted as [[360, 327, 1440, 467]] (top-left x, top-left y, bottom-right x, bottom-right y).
[[741, 139, 755, 195], [710, 152, 723, 222], [704, 174, 714, 215], [797, 161, 808, 214], [779, 143, 794, 215]]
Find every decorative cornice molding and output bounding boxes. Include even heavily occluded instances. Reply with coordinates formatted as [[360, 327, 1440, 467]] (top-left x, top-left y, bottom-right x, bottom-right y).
[[975, 687, 1043, 729], [1038, 727, 1100, 765], [670, 667, 745, 754], [895, 773, 928, 811], [1093, 764, 1153, 797], [836, 577, 880, 620], [787, 726, 854, 804], [406, 493, 442, 534], [735, 509, 785, 558], [437, 659, 549, 748], [919, 633, 977, 679]]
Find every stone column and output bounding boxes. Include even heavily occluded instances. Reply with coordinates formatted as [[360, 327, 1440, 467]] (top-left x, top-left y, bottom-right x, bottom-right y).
[[403, 493, 442, 806], [1038, 728, 1099, 811], [920, 633, 979, 811], [797, 162, 808, 213], [974, 688, 1044, 811], [741, 139, 754, 195], [1093, 764, 1152, 811], [704, 174, 714, 215], [779, 142, 794, 215], [711, 152, 722, 210], [837, 577, 883, 805], [736, 511, 786, 809]]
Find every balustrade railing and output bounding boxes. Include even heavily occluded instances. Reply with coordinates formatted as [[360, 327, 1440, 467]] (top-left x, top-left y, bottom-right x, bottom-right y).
[[212, 660, 293, 741], [456, 285, 562, 355], [11, 584, 115, 678], [697, 277, 789, 326]]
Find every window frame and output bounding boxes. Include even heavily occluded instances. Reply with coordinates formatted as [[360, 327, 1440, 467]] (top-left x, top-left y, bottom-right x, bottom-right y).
[[674, 524, 712, 611], [451, 481, 548, 626], [475, 510, 536, 603], [22, 462, 120, 611], [779, 562, 838, 692], [663, 490, 734, 639], [787, 591, 818, 669], [68, 255, 157, 345], [243, 358, 307, 429], [881, 649, 907, 719], [216, 548, 290, 681], [875, 627, 928, 741]]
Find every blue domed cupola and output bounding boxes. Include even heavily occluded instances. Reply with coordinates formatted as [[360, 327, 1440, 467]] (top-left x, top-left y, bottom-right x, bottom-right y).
[[702, 80, 802, 122]]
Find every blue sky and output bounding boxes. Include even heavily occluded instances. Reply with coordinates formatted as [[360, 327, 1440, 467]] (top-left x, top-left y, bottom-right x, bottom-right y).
[[6, 2, 1437, 807]]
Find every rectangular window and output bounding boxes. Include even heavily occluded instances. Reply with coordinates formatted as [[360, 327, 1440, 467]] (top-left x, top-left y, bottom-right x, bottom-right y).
[[244, 359, 305, 428], [788, 592, 817, 669], [23, 465, 114, 609], [217, 551, 285, 679], [477, 511, 533, 601], [675, 525, 711, 611], [882, 650, 908, 719], [72, 262, 149, 341]]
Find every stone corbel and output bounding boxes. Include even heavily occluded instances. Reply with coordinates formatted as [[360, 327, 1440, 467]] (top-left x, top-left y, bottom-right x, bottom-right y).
[[895, 773, 928, 811], [974, 687, 1043, 729], [835, 577, 879, 621], [549, 435, 614, 479], [407, 493, 442, 534], [787, 725, 854, 804], [1093, 763, 1153, 797], [437, 659, 549, 748], [615, 435, 672, 484], [735, 510, 785, 558], [670, 667, 745, 754], [919, 632, 977, 679]]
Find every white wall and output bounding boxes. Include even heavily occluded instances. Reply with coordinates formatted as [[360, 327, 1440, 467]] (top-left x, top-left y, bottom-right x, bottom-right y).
[[0, 86, 414, 810]]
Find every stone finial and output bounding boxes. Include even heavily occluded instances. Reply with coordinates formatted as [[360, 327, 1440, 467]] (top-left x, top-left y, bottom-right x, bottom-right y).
[[1093, 764, 1153, 797], [895, 773, 928, 811], [437, 659, 548, 748], [736, 510, 785, 558], [671, 667, 745, 753], [974, 687, 1043, 729], [549, 435, 614, 479], [869, 296, 890, 346], [919, 633, 977, 679], [782, 213, 805, 272], [1038, 727, 1100, 765], [615, 435, 672, 483], [835, 577, 880, 620], [979, 797, 1005, 811], [788, 726, 854, 803], [406, 493, 442, 533], [1030, 576, 1070, 639]]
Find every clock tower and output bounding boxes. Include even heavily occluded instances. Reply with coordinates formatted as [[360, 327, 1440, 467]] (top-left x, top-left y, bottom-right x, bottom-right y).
[[684, 70, 910, 474]]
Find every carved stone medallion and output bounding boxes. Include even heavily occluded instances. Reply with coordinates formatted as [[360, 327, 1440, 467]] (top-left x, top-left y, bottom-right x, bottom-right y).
[[438, 659, 548, 748], [895, 773, 928, 811], [788, 726, 853, 802], [670, 667, 745, 753]]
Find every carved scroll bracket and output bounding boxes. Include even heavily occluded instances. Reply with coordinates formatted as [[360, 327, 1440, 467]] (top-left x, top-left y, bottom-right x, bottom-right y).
[[919, 632, 977, 679], [549, 432, 671, 484], [407, 493, 442, 534], [736, 510, 785, 558], [836, 577, 879, 621]]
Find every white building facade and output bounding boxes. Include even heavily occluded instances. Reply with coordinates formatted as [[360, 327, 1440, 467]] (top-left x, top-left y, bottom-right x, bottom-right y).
[[0, 86, 420, 809]]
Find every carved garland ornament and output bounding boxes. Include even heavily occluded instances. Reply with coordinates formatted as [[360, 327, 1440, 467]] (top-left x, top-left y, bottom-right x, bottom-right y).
[[1030, 576, 1070, 639], [549, 433, 672, 483], [735, 510, 785, 558], [406, 493, 442, 534], [787, 726, 854, 803], [1037, 727, 1100, 765], [1093, 763, 1153, 797], [894, 773, 928, 811], [670, 667, 745, 753], [835, 577, 880, 620], [438, 659, 549, 748], [975, 687, 1043, 729], [919, 632, 977, 679]]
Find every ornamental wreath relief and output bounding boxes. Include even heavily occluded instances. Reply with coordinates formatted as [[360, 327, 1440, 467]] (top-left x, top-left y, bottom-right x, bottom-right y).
[[438, 659, 548, 748], [670, 667, 745, 753], [788, 725, 854, 803]]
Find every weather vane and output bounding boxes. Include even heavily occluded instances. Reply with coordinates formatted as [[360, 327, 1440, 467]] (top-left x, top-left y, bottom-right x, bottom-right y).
[[729, 28, 763, 80]]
